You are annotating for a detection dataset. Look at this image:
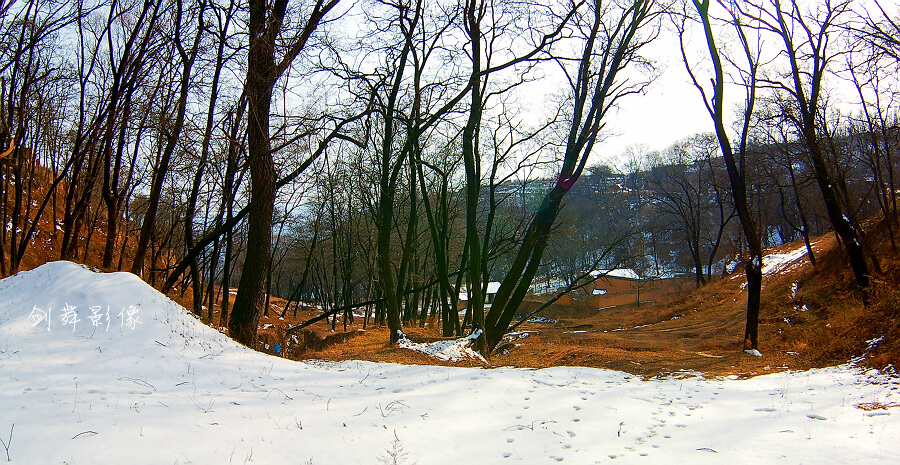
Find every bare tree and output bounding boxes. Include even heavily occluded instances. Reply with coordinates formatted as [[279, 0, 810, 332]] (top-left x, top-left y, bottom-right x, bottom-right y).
[[678, 0, 765, 351], [228, 0, 341, 347], [0, 0, 81, 274], [131, 0, 206, 277], [847, 1, 900, 249], [481, 0, 659, 353], [647, 135, 733, 286], [747, 0, 873, 304]]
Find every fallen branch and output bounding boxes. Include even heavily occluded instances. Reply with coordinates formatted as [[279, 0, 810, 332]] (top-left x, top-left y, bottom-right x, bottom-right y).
[[507, 246, 632, 334]]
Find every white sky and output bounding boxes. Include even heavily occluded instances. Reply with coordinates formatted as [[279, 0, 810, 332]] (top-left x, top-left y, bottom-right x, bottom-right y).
[[599, 30, 716, 168], [507, 5, 739, 172]]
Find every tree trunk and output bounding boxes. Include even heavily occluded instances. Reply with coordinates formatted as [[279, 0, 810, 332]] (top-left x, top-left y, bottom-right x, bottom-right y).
[[228, 0, 339, 347]]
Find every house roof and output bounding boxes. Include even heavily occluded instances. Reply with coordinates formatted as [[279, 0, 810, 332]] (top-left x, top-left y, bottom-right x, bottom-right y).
[[590, 269, 641, 280], [458, 281, 502, 301]]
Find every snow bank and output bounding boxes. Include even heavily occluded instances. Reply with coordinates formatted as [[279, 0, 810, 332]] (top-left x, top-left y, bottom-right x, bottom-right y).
[[398, 331, 487, 363], [1, 262, 898, 464], [762, 244, 811, 276], [591, 268, 641, 280]]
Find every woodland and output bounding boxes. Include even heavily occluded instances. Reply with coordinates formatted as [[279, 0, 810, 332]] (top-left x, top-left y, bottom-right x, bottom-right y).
[[1, 0, 898, 358]]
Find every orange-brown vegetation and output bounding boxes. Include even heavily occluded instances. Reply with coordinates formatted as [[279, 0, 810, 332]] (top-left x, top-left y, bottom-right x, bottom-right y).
[[249, 228, 900, 378], [1, 161, 170, 279]]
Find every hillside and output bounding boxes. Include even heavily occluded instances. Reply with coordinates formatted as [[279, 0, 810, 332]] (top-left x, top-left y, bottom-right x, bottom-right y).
[[267, 228, 900, 378]]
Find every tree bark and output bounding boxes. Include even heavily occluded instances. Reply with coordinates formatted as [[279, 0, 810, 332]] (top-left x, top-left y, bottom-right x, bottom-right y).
[[229, 0, 340, 346]]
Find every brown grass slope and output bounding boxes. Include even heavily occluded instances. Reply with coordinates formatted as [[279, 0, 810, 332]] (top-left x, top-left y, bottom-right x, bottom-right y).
[[271, 224, 899, 378]]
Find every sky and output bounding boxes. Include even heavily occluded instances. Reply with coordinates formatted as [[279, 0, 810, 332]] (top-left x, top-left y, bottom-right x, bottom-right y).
[[599, 31, 715, 167], [559, 0, 897, 171], [501, 3, 737, 172]]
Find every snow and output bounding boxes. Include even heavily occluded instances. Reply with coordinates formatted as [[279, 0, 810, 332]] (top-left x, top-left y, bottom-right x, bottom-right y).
[[591, 269, 641, 280], [459, 282, 502, 301], [729, 243, 816, 279], [1, 261, 899, 464], [761, 244, 811, 276], [398, 331, 486, 363]]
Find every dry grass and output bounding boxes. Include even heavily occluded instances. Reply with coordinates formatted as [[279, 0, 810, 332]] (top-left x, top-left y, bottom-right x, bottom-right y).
[[252, 229, 899, 379], [855, 401, 900, 411], [1, 161, 146, 276]]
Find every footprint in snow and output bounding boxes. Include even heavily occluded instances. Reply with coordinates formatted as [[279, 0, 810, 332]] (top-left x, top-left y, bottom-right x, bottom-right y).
[[754, 407, 776, 412], [806, 414, 827, 420], [566, 430, 576, 437], [502, 452, 512, 458], [506, 438, 515, 443]]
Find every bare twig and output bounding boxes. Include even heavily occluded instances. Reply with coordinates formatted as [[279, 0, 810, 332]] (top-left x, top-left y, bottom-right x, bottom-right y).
[[71, 430, 97, 439], [266, 388, 293, 401], [0, 423, 12, 461], [119, 377, 156, 392]]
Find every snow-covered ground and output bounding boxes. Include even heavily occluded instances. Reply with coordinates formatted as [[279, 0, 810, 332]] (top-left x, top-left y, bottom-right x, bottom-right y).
[[761, 243, 813, 276], [1, 262, 898, 464]]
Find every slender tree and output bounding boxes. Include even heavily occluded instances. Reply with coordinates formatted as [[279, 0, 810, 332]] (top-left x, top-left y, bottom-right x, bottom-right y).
[[481, 0, 659, 353], [678, 0, 766, 351], [747, 0, 872, 304]]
